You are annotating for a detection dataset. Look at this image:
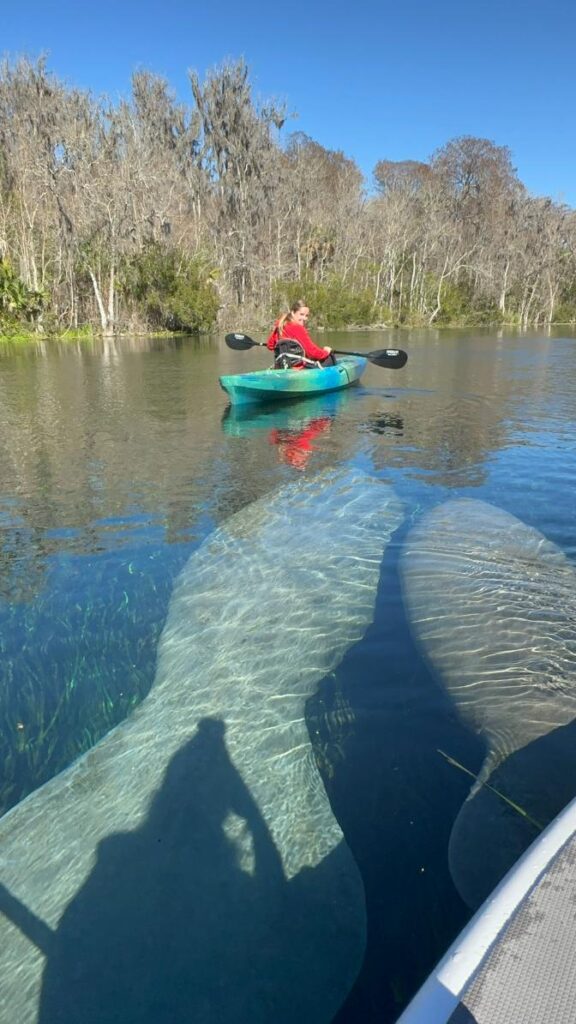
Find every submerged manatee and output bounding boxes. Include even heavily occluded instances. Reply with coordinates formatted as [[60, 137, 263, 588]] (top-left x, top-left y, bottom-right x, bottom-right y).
[[400, 498, 576, 908], [0, 467, 404, 1023]]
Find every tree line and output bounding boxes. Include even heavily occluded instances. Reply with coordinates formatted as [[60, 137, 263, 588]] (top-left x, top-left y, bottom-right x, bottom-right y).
[[1, 55, 575, 336]]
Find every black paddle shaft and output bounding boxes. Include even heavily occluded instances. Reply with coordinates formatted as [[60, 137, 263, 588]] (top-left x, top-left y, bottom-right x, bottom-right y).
[[225, 333, 407, 369], [332, 347, 407, 368]]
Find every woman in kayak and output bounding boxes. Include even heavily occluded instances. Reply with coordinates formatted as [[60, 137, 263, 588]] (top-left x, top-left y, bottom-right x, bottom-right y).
[[266, 301, 335, 367]]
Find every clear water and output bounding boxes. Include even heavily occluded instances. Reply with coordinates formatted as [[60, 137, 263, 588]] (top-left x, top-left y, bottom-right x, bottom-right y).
[[1, 327, 575, 1021]]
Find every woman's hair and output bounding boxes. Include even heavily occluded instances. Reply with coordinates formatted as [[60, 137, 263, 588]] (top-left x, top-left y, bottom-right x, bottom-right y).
[[277, 299, 307, 334]]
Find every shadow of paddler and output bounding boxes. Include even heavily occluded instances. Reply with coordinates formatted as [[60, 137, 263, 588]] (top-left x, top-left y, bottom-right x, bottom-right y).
[[0, 716, 363, 1022], [31, 717, 299, 1022], [0, 880, 54, 956]]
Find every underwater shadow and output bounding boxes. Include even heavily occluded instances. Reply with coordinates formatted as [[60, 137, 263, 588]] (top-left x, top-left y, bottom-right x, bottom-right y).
[[321, 517, 486, 1023], [0, 881, 53, 956], [22, 716, 352, 1023]]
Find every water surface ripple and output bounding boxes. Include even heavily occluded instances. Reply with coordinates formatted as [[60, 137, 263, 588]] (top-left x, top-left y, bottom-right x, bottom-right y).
[[0, 328, 575, 1022]]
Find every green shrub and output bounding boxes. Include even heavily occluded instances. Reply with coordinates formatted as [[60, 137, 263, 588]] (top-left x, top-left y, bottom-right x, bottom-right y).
[[552, 303, 576, 324], [120, 244, 220, 332], [428, 276, 503, 326], [271, 275, 389, 329], [0, 259, 43, 331]]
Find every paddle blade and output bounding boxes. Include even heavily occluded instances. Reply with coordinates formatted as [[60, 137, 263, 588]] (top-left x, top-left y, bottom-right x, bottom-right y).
[[225, 332, 259, 351], [368, 348, 408, 369]]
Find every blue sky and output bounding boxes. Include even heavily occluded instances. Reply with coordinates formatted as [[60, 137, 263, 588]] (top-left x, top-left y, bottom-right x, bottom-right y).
[[3, 0, 575, 206]]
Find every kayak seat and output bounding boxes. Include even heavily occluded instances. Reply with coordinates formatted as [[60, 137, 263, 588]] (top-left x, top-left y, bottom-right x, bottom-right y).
[[274, 339, 320, 370]]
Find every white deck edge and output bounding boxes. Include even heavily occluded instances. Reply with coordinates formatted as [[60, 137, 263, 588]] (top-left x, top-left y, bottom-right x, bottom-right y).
[[396, 793, 576, 1023]]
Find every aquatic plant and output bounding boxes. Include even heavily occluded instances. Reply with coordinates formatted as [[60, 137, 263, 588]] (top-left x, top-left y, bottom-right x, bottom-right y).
[[0, 549, 177, 818]]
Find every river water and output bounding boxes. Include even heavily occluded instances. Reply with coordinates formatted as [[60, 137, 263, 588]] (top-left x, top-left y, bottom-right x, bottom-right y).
[[0, 327, 575, 1021]]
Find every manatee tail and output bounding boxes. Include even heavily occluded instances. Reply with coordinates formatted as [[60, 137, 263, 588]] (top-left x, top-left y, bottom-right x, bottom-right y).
[[449, 724, 576, 909]]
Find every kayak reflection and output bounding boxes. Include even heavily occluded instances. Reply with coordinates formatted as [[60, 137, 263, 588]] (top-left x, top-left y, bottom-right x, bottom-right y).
[[221, 390, 352, 468]]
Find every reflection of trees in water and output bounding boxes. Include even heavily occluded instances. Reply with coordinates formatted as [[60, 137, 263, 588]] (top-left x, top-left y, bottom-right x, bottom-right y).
[[1, 718, 361, 1023], [361, 332, 559, 489], [0, 337, 235, 598], [0, 331, 563, 601]]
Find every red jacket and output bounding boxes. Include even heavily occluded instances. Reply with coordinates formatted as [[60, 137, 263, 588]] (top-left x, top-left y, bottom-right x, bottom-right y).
[[266, 321, 330, 362]]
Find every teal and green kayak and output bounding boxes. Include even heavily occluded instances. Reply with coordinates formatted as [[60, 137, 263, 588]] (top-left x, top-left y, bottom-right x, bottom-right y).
[[219, 356, 367, 406]]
